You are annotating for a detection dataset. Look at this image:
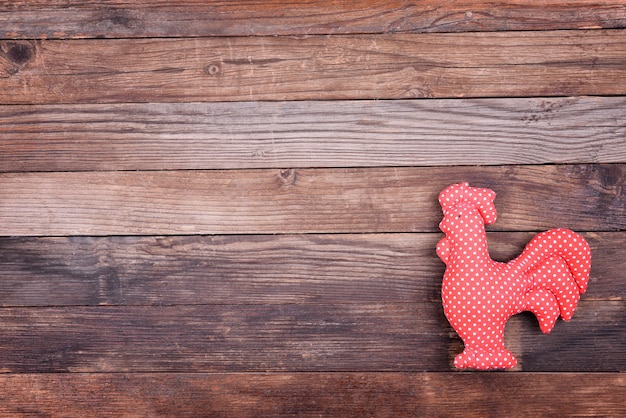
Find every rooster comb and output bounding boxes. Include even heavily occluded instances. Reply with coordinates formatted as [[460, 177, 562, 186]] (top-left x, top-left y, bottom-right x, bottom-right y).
[[438, 182, 498, 225]]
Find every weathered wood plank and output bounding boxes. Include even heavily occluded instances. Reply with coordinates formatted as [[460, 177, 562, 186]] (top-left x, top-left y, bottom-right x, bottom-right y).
[[2, 97, 625, 172], [0, 304, 448, 373], [2, 1, 625, 39], [1, 165, 623, 236], [2, 30, 626, 104], [0, 301, 621, 372], [0, 234, 439, 306], [512, 309, 626, 372], [0, 233, 620, 307], [0, 372, 623, 416]]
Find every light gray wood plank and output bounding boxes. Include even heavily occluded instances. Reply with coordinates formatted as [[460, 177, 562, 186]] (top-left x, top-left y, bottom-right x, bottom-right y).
[[2, 97, 625, 172]]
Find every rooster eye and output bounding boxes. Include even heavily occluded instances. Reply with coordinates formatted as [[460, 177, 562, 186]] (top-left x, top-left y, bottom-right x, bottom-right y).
[[457, 214, 462, 219]]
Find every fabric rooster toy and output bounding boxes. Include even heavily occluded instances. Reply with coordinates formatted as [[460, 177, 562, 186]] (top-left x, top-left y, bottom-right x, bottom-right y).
[[436, 182, 591, 370]]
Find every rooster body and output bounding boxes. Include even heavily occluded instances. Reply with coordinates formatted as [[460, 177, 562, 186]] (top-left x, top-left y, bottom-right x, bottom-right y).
[[436, 183, 591, 369]]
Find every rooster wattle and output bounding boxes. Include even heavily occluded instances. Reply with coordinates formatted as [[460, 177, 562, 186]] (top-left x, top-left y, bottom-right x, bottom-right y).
[[436, 182, 591, 370]]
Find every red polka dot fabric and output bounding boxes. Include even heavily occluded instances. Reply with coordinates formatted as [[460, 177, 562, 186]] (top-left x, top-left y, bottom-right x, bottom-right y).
[[436, 182, 591, 370]]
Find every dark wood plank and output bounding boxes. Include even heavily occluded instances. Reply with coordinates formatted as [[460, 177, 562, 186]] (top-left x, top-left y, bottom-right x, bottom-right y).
[[0, 234, 440, 307], [0, 372, 623, 416], [0, 232, 620, 307], [0, 303, 448, 373], [2, 97, 625, 172], [512, 308, 626, 372], [0, 301, 621, 372], [2, 1, 625, 38], [2, 30, 626, 104], [1, 165, 623, 236]]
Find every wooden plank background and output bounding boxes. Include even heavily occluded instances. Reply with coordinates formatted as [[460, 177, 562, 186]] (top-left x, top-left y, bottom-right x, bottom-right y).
[[3, 31, 626, 103], [1, 1, 625, 415]]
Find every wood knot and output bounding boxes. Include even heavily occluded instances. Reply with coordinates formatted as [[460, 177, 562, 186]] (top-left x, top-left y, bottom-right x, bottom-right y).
[[98, 8, 140, 30], [204, 63, 222, 76], [2, 41, 35, 66], [278, 168, 298, 186], [596, 164, 624, 192]]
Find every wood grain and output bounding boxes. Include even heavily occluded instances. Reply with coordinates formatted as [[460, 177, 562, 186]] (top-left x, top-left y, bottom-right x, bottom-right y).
[[512, 308, 625, 372], [0, 303, 448, 373], [0, 301, 621, 373], [0, 372, 623, 416], [0, 233, 620, 307], [2, 0, 624, 414], [2, 1, 625, 38], [1, 165, 623, 236], [2, 96, 625, 172], [2, 30, 626, 104]]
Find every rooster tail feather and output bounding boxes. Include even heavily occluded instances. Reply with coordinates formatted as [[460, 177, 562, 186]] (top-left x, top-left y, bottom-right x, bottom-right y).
[[524, 288, 560, 333], [513, 228, 591, 294], [514, 229, 590, 323], [528, 256, 582, 320]]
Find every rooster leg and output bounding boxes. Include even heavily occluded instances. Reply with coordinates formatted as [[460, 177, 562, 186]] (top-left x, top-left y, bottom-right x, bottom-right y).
[[454, 318, 517, 369], [524, 288, 560, 334], [454, 346, 517, 370]]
